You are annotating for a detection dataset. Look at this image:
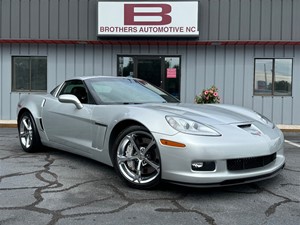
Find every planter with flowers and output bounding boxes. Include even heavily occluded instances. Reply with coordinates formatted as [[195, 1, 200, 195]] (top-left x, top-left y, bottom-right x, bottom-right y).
[[195, 85, 220, 104]]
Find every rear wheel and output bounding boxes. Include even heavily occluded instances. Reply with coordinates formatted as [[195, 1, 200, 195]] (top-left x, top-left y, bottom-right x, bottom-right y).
[[18, 111, 41, 153], [113, 125, 161, 189]]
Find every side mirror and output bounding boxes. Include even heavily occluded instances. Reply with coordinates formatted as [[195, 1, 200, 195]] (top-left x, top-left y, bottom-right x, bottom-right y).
[[58, 94, 83, 109]]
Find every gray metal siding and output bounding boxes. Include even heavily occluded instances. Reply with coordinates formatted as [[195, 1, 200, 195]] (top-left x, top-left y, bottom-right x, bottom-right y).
[[199, 0, 300, 41], [1, 0, 300, 41], [40, 0, 49, 39], [2, 43, 299, 125]]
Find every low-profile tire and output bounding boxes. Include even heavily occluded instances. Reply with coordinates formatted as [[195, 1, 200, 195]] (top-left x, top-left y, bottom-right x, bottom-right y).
[[112, 125, 161, 189], [18, 111, 41, 153]]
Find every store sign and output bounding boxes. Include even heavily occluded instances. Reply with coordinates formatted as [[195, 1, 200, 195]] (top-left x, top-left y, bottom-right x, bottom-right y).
[[98, 1, 199, 37]]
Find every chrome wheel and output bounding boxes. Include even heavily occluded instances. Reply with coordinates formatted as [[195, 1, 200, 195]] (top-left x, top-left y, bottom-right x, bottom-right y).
[[19, 115, 33, 149], [114, 126, 161, 188], [18, 111, 41, 152]]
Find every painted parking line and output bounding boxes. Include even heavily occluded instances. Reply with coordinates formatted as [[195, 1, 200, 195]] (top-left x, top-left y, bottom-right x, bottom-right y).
[[285, 140, 300, 148]]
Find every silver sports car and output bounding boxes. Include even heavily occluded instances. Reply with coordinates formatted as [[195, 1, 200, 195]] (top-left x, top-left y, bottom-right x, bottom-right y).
[[17, 76, 285, 189]]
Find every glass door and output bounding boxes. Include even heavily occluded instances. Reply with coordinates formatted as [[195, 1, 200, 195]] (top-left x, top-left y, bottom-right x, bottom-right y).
[[136, 57, 162, 88], [164, 57, 180, 99], [118, 55, 181, 99]]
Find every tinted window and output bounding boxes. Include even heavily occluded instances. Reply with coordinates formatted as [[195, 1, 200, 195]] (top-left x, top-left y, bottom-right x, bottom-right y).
[[12, 56, 47, 92]]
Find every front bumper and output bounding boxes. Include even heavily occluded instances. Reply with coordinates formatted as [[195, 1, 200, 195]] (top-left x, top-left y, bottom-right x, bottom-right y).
[[153, 124, 285, 186], [166, 163, 285, 187]]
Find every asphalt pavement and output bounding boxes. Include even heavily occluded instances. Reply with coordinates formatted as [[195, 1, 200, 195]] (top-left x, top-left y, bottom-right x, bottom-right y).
[[0, 128, 299, 225]]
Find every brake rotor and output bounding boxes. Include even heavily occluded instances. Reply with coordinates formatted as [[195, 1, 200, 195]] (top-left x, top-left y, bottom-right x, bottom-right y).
[[125, 143, 136, 170]]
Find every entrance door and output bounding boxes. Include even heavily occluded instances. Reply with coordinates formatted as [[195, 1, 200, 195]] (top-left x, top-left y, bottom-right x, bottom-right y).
[[118, 56, 181, 99], [137, 58, 162, 88]]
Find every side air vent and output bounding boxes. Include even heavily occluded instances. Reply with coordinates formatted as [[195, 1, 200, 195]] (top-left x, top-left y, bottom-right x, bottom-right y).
[[39, 118, 44, 131]]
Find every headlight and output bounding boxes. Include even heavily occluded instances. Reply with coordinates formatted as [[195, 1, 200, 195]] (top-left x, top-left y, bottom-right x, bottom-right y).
[[165, 116, 221, 136], [256, 113, 275, 129]]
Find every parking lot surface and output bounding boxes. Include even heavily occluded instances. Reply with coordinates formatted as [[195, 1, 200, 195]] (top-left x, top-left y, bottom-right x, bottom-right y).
[[0, 128, 299, 225]]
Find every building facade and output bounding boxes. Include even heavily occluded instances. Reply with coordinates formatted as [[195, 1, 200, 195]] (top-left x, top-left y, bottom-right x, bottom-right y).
[[0, 0, 299, 124]]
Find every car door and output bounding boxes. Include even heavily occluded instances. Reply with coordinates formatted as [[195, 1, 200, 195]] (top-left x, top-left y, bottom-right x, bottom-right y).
[[42, 80, 94, 155]]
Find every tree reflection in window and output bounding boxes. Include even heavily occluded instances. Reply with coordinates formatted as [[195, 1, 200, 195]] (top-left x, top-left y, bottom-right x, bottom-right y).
[[254, 58, 292, 96]]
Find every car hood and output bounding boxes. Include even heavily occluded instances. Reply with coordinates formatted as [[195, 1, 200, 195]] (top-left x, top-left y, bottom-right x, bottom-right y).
[[140, 103, 255, 125]]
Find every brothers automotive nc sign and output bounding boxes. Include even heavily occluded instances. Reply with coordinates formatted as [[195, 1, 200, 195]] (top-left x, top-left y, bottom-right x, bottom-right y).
[[97, 1, 199, 37]]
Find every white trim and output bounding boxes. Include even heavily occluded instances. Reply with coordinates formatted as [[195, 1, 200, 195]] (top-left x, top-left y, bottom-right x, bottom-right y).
[[285, 140, 300, 148]]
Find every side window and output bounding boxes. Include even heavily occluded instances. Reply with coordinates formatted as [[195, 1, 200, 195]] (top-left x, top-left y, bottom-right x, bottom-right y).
[[59, 80, 88, 104], [59, 81, 82, 95]]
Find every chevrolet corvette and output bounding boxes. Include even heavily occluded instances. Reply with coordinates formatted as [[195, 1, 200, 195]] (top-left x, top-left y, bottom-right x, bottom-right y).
[[17, 76, 285, 189]]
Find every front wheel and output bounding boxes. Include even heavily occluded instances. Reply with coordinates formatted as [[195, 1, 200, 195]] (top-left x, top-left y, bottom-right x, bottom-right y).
[[113, 125, 161, 189], [18, 111, 41, 153]]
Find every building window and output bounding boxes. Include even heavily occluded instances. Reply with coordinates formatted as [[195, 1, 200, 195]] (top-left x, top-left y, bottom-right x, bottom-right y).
[[254, 58, 292, 96], [12, 56, 47, 92]]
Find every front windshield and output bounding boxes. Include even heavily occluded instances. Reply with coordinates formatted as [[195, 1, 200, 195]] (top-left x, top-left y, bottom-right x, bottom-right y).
[[85, 77, 179, 104]]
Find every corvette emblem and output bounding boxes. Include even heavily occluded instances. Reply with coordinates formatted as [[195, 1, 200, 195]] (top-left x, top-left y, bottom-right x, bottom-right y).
[[251, 130, 262, 136]]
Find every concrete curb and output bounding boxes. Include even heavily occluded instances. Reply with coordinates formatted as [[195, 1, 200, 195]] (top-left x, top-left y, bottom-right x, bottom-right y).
[[1, 120, 300, 132], [276, 125, 300, 133], [0, 120, 17, 128]]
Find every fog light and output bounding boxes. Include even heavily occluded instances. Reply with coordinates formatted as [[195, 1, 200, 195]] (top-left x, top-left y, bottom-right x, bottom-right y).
[[191, 161, 216, 171]]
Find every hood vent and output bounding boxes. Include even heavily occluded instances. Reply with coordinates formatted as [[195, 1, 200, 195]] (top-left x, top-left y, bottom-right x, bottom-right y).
[[237, 124, 252, 129], [237, 123, 263, 136]]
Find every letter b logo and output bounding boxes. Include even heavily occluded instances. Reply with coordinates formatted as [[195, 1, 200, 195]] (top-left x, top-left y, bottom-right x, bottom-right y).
[[124, 4, 172, 25]]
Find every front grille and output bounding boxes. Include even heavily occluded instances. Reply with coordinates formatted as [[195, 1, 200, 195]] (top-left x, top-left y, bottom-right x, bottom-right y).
[[227, 153, 276, 171]]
